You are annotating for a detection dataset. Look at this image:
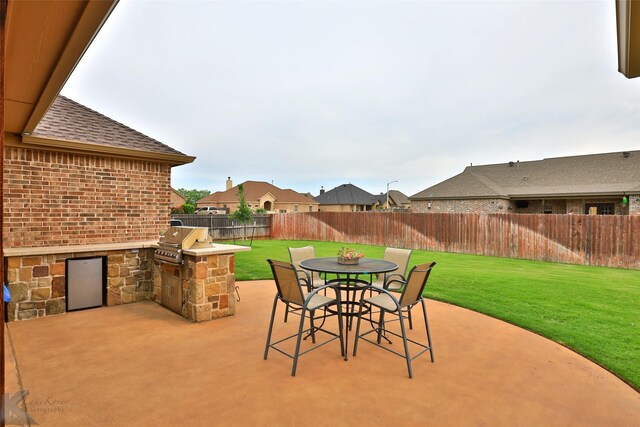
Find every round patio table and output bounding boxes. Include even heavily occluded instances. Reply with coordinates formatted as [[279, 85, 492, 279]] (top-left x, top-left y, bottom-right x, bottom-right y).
[[299, 257, 398, 360]]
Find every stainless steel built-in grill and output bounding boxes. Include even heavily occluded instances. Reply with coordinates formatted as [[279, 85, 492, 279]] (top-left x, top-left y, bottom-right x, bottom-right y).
[[155, 226, 213, 264]]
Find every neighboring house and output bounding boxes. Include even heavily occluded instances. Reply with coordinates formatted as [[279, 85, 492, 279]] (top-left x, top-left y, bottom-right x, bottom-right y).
[[373, 190, 412, 210], [171, 188, 187, 209], [3, 95, 195, 320], [314, 184, 378, 212], [197, 178, 319, 213], [410, 151, 640, 215]]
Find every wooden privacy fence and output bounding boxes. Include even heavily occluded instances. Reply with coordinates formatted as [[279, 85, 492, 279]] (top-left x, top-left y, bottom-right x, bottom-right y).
[[171, 214, 271, 241], [270, 212, 640, 269]]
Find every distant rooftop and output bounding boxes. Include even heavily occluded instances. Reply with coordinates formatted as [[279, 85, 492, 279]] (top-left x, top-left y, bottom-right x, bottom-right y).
[[411, 151, 640, 200], [314, 183, 377, 205], [199, 181, 318, 204]]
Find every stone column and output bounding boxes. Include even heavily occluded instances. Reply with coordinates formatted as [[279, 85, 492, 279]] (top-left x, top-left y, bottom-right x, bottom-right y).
[[629, 195, 640, 215], [184, 253, 236, 322]]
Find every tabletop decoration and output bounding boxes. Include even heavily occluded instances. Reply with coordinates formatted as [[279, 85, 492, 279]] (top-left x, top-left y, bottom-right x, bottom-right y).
[[337, 247, 365, 265]]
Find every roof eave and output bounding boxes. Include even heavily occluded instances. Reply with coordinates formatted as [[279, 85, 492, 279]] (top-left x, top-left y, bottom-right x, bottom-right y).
[[19, 134, 195, 166], [410, 195, 509, 201], [512, 192, 636, 199], [5, 0, 119, 135], [411, 191, 637, 201]]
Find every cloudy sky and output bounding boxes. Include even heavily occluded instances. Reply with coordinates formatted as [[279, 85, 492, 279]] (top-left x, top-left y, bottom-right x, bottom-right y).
[[61, 0, 640, 197]]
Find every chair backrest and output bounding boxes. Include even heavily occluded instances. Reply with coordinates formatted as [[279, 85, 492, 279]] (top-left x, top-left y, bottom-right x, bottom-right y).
[[384, 247, 412, 276], [399, 262, 436, 307], [289, 246, 320, 281], [267, 259, 305, 306], [288, 246, 316, 270]]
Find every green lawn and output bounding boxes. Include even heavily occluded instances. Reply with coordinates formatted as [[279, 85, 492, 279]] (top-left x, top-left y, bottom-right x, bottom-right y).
[[231, 239, 640, 391]]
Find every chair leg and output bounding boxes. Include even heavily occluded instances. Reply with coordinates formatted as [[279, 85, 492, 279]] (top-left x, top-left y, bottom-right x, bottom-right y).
[[407, 305, 413, 330], [336, 301, 345, 359], [421, 298, 435, 363], [310, 311, 316, 344], [291, 307, 308, 377], [352, 299, 365, 357], [284, 302, 290, 323], [398, 309, 413, 378], [264, 295, 279, 360], [376, 311, 386, 344]]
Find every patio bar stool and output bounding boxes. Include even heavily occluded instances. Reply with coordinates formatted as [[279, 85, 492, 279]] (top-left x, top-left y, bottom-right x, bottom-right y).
[[285, 246, 326, 322], [264, 259, 344, 376], [353, 262, 436, 378]]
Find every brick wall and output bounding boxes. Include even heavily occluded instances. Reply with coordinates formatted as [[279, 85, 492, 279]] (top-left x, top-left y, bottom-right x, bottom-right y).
[[415, 197, 637, 215], [318, 204, 368, 212], [171, 190, 186, 209], [412, 198, 510, 213], [214, 201, 318, 213], [3, 147, 171, 248]]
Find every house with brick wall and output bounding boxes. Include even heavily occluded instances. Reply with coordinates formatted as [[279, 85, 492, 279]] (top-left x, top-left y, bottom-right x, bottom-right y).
[[410, 151, 640, 215], [197, 178, 319, 213], [372, 190, 412, 211], [171, 188, 187, 209], [314, 184, 378, 212], [3, 95, 195, 321]]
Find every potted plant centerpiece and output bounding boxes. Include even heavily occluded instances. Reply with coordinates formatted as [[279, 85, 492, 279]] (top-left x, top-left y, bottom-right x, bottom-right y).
[[337, 247, 365, 265]]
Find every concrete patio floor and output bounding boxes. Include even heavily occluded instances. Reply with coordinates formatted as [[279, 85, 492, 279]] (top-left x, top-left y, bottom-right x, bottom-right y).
[[5, 280, 640, 426]]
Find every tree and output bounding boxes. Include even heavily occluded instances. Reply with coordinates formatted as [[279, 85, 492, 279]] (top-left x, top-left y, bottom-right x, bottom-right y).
[[177, 188, 211, 206], [182, 203, 196, 214], [230, 184, 252, 241]]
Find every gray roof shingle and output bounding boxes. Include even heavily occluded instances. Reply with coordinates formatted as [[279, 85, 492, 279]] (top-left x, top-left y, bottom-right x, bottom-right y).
[[314, 184, 377, 205], [411, 151, 640, 200], [32, 95, 188, 157], [373, 190, 411, 206]]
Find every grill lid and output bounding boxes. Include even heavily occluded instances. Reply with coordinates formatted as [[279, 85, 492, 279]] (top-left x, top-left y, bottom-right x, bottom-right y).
[[156, 226, 212, 264]]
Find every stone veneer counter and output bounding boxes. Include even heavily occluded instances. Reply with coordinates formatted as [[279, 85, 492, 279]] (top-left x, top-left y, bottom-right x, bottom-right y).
[[4, 241, 251, 322], [182, 243, 251, 257], [4, 241, 159, 257], [4, 241, 160, 321]]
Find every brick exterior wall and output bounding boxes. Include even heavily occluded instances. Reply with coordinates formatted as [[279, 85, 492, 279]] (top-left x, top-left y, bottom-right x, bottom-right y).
[[514, 199, 567, 214], [414, 197, 640, 215], [318, 204, 371, 212], [412, 199, 510, 214], [568, 198, 630, 215], [3, 147, 171, 248], [5, 248, 154, 321], [171, 190, 186, 209], [217, 201, 318, 213]]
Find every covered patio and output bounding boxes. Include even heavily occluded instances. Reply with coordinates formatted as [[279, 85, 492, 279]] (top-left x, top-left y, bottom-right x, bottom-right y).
[[5, 281, 639, 426]]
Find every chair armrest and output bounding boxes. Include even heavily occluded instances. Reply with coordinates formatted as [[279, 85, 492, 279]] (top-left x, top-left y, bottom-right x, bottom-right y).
[[384, 275, 406, 290], [358, 285, 402, 312], [296, 269, 313, 292]]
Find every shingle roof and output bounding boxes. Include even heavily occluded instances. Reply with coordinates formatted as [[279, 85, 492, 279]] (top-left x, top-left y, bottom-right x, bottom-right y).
[[31, 95, 188, 156], [198, 181, 319, 205], [411, 151, 640, 200], [373, 190, 411, 206], [314, 184, 377, 205]]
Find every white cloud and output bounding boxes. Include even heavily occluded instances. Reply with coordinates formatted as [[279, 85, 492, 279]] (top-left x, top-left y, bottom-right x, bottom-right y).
[[62, 0, 640, 198]]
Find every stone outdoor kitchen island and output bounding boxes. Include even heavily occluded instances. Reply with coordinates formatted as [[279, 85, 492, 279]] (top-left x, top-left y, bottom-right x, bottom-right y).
[[153, 243, 250, 322]]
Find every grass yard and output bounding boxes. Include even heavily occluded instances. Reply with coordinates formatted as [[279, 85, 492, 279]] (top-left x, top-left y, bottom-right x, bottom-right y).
[[231, 239, 640, 391]]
